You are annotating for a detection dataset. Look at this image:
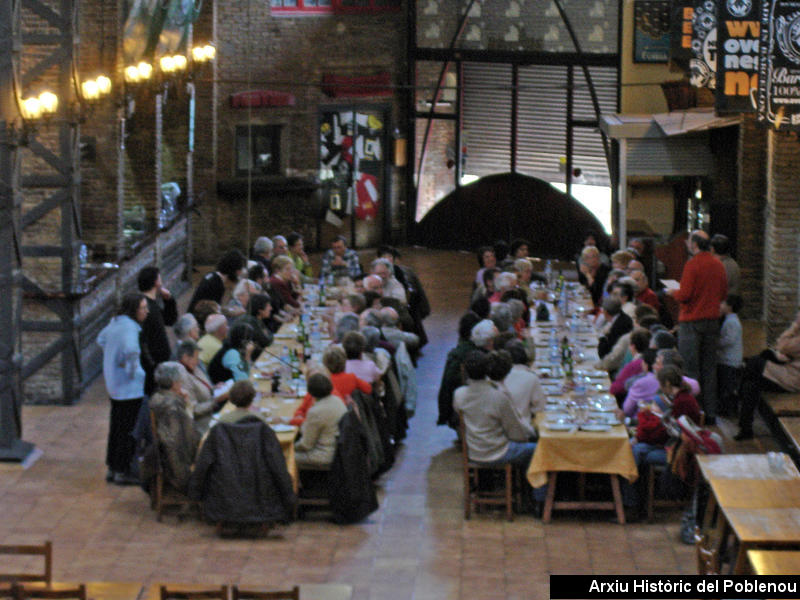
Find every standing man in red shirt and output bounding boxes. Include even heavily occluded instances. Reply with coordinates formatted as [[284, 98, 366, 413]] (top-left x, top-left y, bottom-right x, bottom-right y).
[[666, 230, 727, 422]]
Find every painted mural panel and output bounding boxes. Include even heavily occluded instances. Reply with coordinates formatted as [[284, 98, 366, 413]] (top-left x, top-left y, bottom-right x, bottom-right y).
[[320, 109, 385, 221]]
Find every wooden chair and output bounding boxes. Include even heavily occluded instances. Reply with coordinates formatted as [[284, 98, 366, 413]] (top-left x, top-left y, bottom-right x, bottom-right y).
[[295, 465, 331, 518], [645, 463, 687, 521], [232, 586, 300, 600], [458, 413, 516, 521], [149, 411, 196, 521], [12, 584, 87, 600], [0, 542, 52, 585], [694, 526, 720, 575], [159, 586, 229, 600], [646, 412, 706, 521]]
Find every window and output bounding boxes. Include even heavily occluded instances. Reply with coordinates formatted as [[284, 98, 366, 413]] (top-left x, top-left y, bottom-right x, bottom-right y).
[[235, 125, 281, 177], [271, 0, 398, 15]]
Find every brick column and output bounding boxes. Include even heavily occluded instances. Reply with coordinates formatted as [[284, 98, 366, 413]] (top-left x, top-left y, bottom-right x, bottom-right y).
[[764, 128, 800, 341], [736, 113, 767, 320]]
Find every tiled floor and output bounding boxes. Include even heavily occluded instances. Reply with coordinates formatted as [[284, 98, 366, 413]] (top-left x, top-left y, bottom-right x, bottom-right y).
[[0, 248, 772, 599]]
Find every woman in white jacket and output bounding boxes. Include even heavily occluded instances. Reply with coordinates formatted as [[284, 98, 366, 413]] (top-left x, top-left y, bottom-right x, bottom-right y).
[[97, 293, 148, 484]]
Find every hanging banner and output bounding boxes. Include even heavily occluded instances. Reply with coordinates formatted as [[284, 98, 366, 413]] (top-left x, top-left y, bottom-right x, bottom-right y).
[[758, 0, 800, 128], [716, 0, 760, 112], [670, 0, 696, 70], [690, 0, 718, 88]]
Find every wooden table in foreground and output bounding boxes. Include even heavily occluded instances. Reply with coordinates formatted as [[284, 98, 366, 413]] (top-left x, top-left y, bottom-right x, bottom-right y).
[[747, 549, 800, 575], [723, 507, 800, 574], [696, 454, 800, 573], [21, 582, 143, 600], [141, 583, 352, 600]]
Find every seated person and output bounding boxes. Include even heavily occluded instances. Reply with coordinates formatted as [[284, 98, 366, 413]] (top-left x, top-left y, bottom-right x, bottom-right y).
[[490, 302, 514, 335], [737, 309, 800, 440], [454, 351, 535, 467], [489, 272, 517, 304], [609, 328, 652, 403], [597, 296, 634, 359], [379, 306, 419, 353], [474, 246, 497, 286], [188, 379, 296, 525], [174, 313, 200, 345], [343, 330, 382, 384], [437, 312, 482, 430], [207, 322, 257, 384], [268, 255, 301, 309], [176, 340, 226, 432], [622, 349, 701, 418], [226, 278, 260, 320], [471, 267, 500, 306], [149, 362, 202, 492], [321, 235, 362, 280], [294, 373, 348, 468], [217, 380, 268, 424], [503, 339, 546, 423], [233, 293, 275, 350], [361, 326, 392, 376], [624, 365, 702, 509], [198, 313, 228, 367], [291, 346, 371, 425]]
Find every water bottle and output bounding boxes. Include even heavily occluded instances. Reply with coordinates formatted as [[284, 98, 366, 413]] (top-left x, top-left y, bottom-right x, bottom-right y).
[[281, 345, 291, 380], [548, 329, 560, 364], [544, 259, 553, 288]]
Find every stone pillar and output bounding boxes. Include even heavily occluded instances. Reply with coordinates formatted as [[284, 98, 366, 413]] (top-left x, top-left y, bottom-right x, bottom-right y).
[[764, 128, 800, 341]]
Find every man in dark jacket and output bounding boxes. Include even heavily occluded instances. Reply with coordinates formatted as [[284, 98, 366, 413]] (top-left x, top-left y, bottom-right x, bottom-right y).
[[138, 266, 178, 396], [188, 417, 296, 525]]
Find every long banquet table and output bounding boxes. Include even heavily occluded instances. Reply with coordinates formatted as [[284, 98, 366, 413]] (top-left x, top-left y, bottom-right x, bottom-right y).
[[524, 289, 637, 523]]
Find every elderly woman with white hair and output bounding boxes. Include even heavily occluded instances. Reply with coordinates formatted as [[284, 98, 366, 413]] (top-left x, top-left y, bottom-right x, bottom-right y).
[[252, 236, 274, 271], [174, 313, 200, 344], [490, 271, 517, 303], [225, 278, 261, 320], [490, 302, 514, 335], [471, 319, 499, 351], [148, 361, 202, 492]]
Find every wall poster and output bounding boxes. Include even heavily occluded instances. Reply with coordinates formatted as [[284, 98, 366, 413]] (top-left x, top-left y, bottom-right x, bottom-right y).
[[670, 0, 696, 69], [319, 108, 386, 221], [758, 0, 800, 128], [716, 0, 760, 112], [634, 0, 671, 62], [690, 0, 718, 89]]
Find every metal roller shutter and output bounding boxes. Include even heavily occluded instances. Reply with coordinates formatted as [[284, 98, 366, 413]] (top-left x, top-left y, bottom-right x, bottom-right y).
[[462, 62, 618, 186]]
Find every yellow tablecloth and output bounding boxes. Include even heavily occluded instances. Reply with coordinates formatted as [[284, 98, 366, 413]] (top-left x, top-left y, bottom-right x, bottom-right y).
[[527, 413, 638, 488]]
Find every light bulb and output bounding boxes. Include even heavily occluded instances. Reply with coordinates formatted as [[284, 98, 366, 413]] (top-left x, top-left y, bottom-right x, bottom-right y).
[[38, 91, 58, 114], [96, 75, 112, 95], [192, 46, 206, 62], [173, 55, 187, 71], [160, 56, 175, 73], [22, 97, 42, 120], [137, 61, 153, 80], [82, 79, 99, 100], [204, 45, 216, 61], [124, 66, 140, 83]]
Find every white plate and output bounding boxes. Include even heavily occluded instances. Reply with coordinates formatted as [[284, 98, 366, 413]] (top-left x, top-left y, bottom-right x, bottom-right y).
[[271, 423, 295, 433], [580, 423, 611, 432], [545, 412, 570, 420], [546, 422, 575, 431]]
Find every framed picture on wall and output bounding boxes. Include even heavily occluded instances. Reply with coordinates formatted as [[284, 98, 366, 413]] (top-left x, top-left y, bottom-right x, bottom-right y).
[[633, 0, 671, 63]]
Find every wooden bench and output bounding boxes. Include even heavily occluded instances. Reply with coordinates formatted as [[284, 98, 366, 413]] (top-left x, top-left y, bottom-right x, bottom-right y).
[[779, 418, 800, 457], [764, 393, 800, 417]]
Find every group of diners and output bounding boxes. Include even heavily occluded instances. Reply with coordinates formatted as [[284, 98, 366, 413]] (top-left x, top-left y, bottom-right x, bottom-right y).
[[438, 230, 800, 518], [96, 232, 429, 525]]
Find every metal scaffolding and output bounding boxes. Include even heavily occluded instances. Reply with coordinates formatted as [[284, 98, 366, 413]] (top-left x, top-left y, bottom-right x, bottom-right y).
[[0, 0, 81, 461]]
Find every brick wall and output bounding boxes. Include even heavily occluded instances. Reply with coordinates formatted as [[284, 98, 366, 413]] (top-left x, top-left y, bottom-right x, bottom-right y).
[[191, 0, 407, 262], [764, 129, 800, 342], [737, 114, 766, 321]]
